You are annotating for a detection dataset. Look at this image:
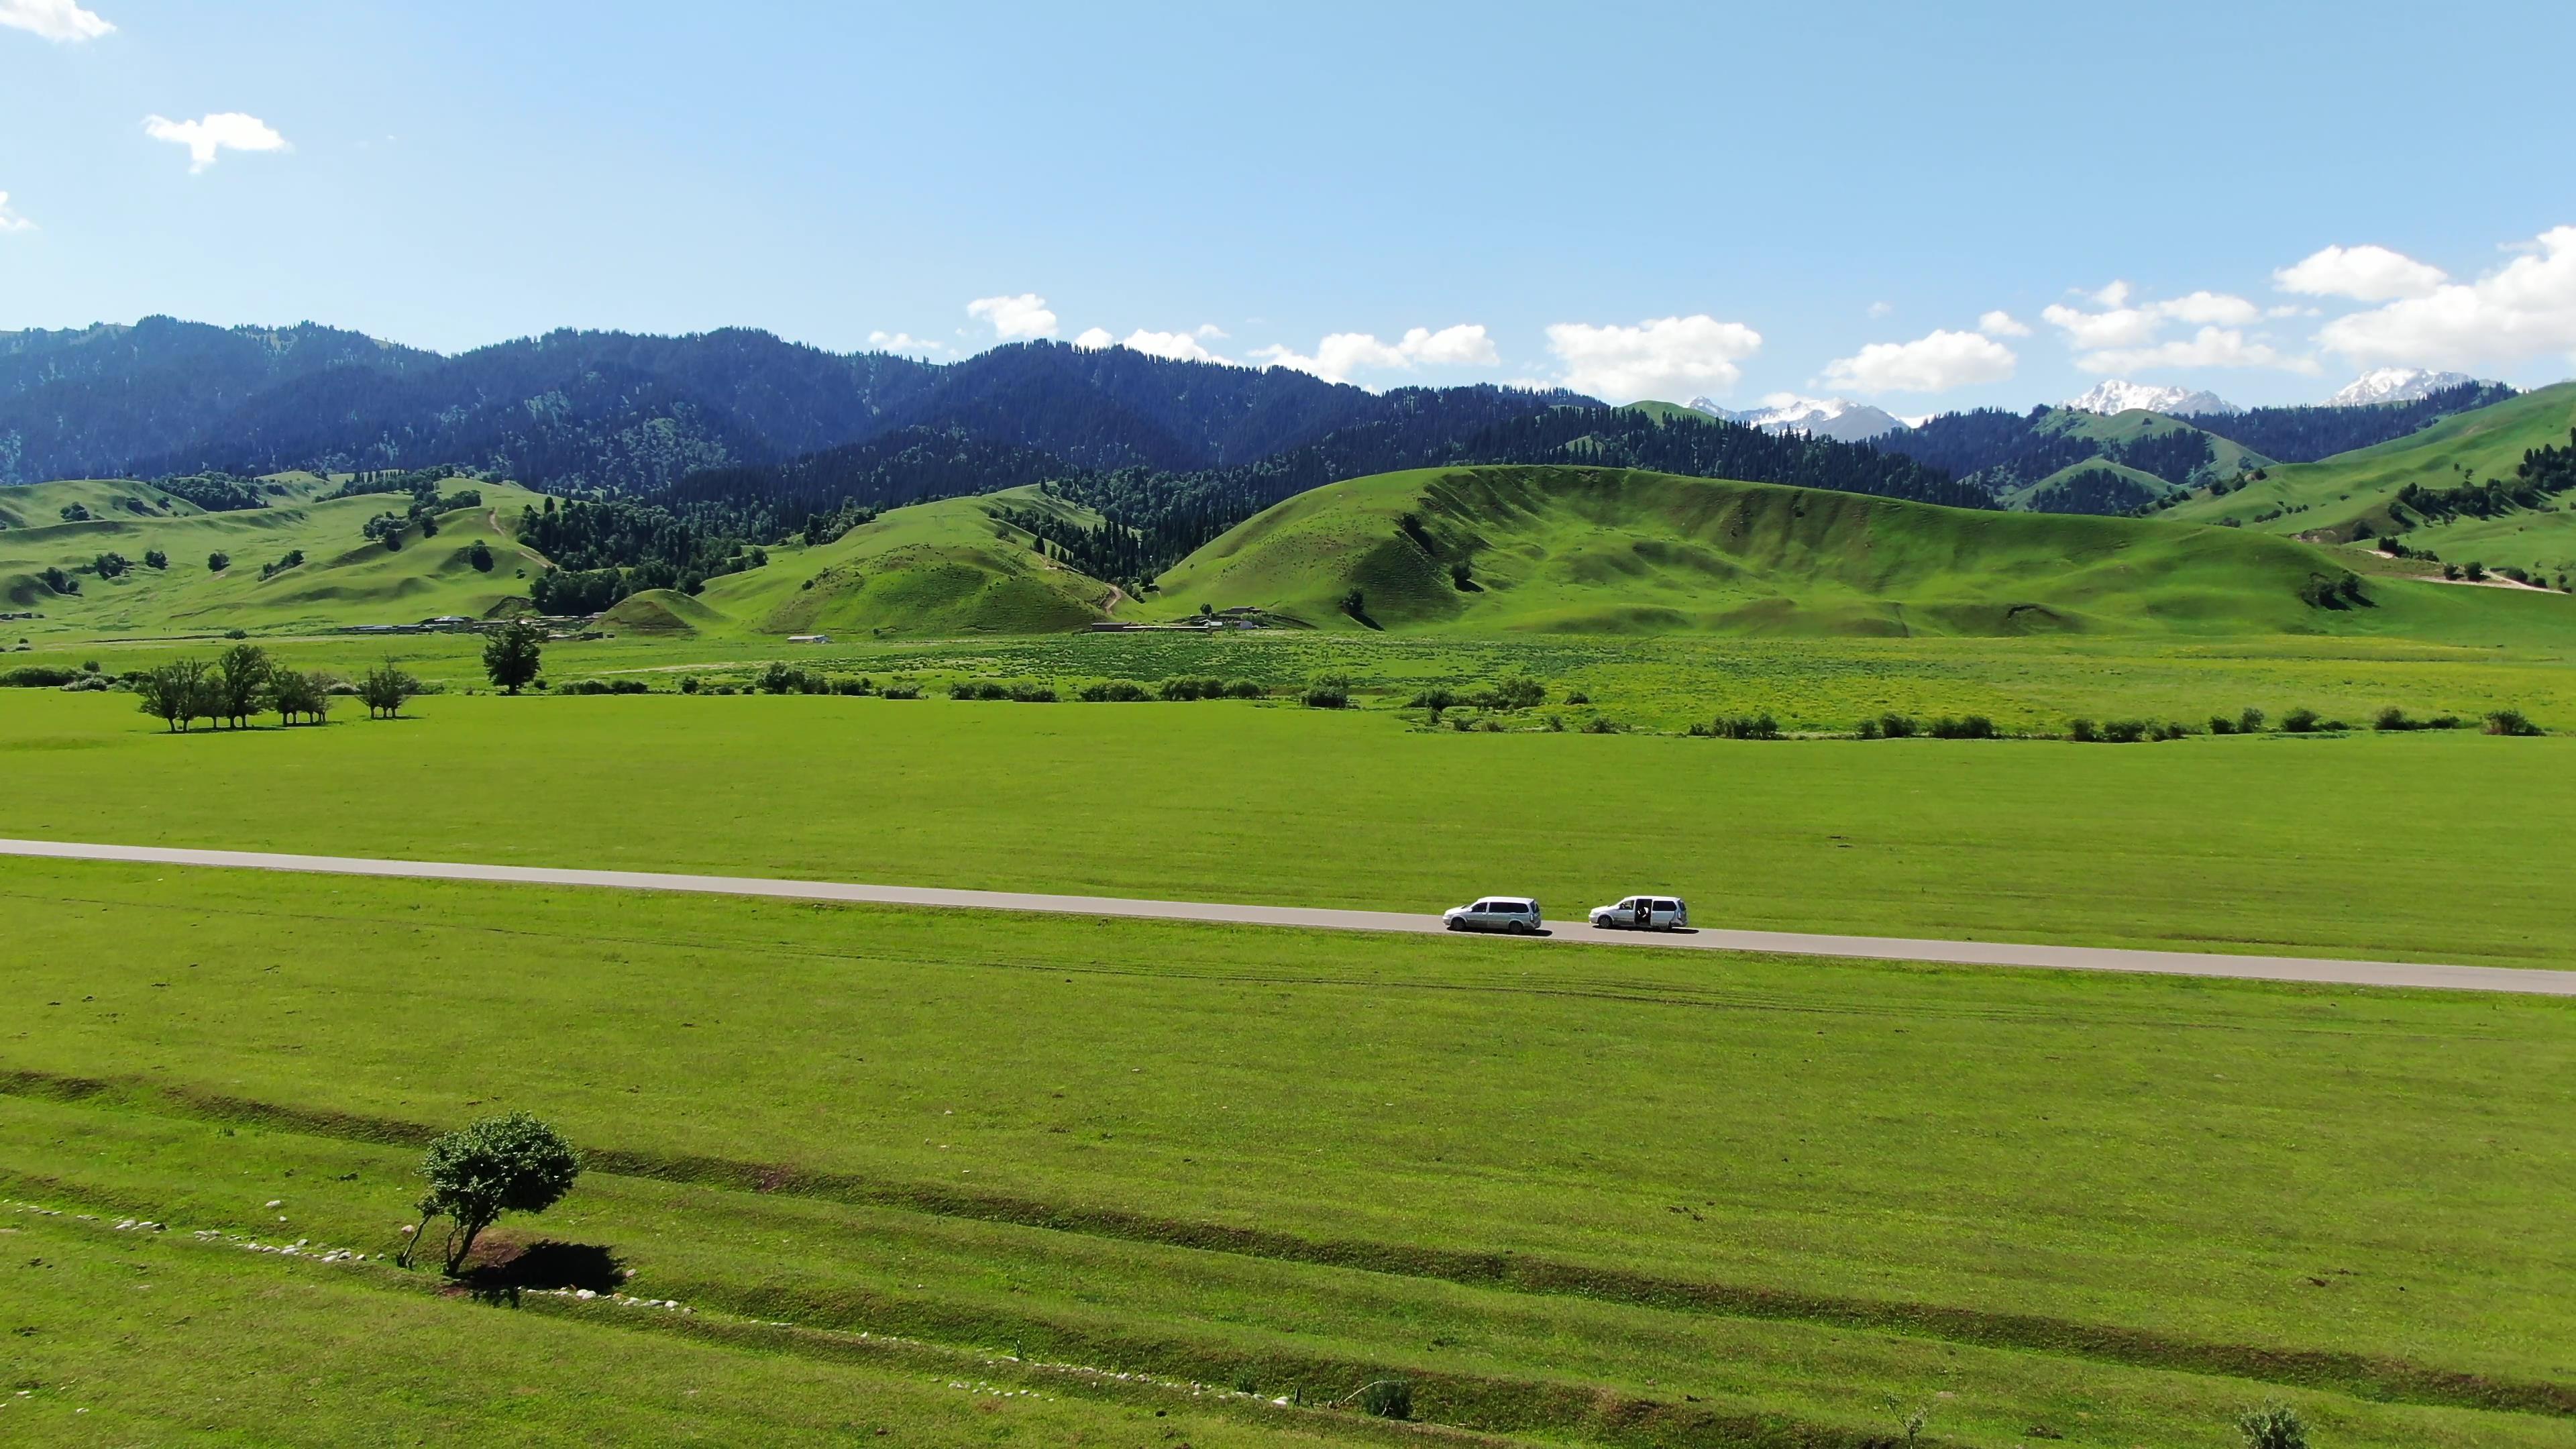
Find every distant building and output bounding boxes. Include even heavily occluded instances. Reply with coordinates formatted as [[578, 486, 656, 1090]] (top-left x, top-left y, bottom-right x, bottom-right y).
[[788, 633, 832, 644]]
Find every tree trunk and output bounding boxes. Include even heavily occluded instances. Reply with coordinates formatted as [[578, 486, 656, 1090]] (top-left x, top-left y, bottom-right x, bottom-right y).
[[445, 1212, 494, 1275]]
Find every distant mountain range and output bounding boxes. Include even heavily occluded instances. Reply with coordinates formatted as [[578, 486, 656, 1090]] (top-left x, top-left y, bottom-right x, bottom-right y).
[[1686, 394, 1909, 443], [2324, 368, 2481, 407], [0, 317, 2546, 538], [2064, 380, 2243, 417], [0, 316, 1595, 493]]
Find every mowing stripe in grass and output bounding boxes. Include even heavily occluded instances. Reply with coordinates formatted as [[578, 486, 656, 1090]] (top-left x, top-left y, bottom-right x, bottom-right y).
[[8, 1066, 2566, 1420], [6, 836, 2573, 993]]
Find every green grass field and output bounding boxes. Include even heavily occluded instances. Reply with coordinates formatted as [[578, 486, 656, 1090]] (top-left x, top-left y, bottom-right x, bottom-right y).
[[690, 485, 1120, 638], [1142, 464, 2571, 641], [2163, 382, 2576, 580], [9, 435, 2576, 1444], [6, 859, 2573, 1447], [0, 474, 552, 636], [5, 689, 2572, 967]]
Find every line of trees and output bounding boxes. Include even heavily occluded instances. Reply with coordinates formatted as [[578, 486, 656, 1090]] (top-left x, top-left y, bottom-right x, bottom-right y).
[[131, 643, 420, 731]]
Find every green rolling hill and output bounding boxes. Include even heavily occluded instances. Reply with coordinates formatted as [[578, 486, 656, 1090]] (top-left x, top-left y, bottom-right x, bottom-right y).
[[2161, 382, 2576, 582], [693, 485, 1118, 637], [1144, 463, 2576, 639], [0, 476, 551, 637]]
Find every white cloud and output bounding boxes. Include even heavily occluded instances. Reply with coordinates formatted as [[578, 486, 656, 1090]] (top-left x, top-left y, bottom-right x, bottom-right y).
[[965, 292, 1058, 341], [866, 330, 949, 357], [1118, 329, 1228, 364], [1071, 327, 1114, 350], [2041, 300, 2159, 350], [0, 192, 32, 233], [143, 112, 288, 172], [2274, 243, 2449, 303], [1821, 328, 2017, 393], [0, 0, 113, 42], [1977, 310, 2031, 337], [2315, 225, 2576, 368], [2156, 290, 2262, 326], [2041, 287, 2265, 347], [1252, 323, 1499, 384], [2076, 327, 2316, 375], [2041, 284, 2308, 374], [1543, 315, 1762, 402], [1866, 301, 1894, 319]]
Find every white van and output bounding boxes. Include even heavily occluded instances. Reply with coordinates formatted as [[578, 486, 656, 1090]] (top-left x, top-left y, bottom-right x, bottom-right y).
[[1587, 896, 1688, 931], [1442, 897, 1544, 934]]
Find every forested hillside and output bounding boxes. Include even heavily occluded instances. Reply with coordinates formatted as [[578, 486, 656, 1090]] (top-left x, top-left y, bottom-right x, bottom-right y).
[[2191, 380, 2518, 460], [0, 318, 433, 483], [0, 319, 1586, 493]]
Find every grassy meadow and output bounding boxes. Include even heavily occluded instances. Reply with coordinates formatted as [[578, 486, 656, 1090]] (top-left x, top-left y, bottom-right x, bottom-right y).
[[5, 859, 2575, 1448], [2164, 382, 2576, 581], [0, 473, 551, 635], [1137, 464, 2575, 639], [8, 441, 2576, 1446], [3, 686, 2573, 967]]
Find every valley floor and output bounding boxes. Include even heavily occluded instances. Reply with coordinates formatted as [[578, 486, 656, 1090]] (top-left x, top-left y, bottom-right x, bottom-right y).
[[5, 861, 2573, 1448]]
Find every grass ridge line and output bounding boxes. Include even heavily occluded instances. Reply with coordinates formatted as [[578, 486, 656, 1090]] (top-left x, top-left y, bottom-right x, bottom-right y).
[[10, 1067, 2569, 1419]]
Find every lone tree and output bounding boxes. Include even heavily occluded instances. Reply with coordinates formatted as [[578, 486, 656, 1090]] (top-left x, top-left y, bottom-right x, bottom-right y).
[[357, 658, 421, 719], [483, 618, 545, 694], [398, 1112, 582, 1275], [207, 550, 230, 572], [215, 643, 271, 729]]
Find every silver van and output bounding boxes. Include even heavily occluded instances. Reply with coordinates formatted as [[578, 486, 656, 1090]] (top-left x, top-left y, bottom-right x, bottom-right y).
[[1588, 896, 1688, 931], [1442, 897, 1544, 934]]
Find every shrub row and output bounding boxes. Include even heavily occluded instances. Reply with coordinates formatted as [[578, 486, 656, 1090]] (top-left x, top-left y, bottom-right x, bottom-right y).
[[1081, 676, 1264, 702]]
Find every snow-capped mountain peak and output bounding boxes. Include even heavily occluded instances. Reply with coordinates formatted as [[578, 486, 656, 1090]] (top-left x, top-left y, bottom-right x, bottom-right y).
[[2324, 368, 2479, 407], [2065, 380, 2242, 417], [1688, 392, 1908, 443]]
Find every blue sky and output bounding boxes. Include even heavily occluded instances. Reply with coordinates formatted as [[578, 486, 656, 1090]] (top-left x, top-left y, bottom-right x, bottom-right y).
[[5, 0, 2575, 409]]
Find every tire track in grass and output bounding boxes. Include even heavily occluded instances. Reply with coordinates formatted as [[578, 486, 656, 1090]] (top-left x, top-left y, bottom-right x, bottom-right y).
[[5, 1066, 2569, 1420]]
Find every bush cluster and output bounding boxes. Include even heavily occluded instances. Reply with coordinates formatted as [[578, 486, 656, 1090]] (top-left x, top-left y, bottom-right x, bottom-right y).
[[555, 678, 652, 696], [1407, 671, 1546, 716], [2486, 708, 2542, 737], [2371, 707, 2464, 731], [1303, 672, 1352, 709], [1157, 676, 1263, 700], [949, 679, 1059, 702], [1690, 713, 1780, 739]]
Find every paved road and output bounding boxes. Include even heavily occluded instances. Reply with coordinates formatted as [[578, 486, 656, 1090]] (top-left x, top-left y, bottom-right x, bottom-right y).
[[6, 837, 2570, 996]]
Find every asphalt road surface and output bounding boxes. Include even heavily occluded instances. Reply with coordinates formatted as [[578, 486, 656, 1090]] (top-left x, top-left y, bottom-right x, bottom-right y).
[[7, 837, 2569, 996]]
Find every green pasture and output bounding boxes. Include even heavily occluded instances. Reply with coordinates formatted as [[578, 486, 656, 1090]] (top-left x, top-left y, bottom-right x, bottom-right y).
[[1141, 464, 2575, 641], [0, 474, 551, 636], [17, 621, 2576, 735], [2163, 382, 2576, 580], [688, 485, 1119, 637], [5, 861, 2573, 1447], [3, 688, 2571, 967], [0, 1212, 1332, 1448]]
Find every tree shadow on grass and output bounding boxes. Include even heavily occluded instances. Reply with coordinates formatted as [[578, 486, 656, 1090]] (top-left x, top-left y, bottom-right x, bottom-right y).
[[455, 1238, 628, 1305]]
